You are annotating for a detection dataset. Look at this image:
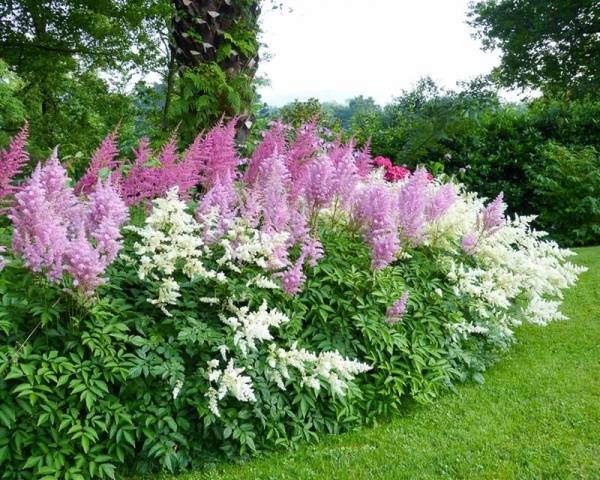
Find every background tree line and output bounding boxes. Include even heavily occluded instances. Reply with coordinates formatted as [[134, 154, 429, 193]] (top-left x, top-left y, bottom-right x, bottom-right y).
[[0, 0, 598, 245]]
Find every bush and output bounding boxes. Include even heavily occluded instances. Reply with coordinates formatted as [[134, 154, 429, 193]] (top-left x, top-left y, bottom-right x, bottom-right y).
[[527, 142, 600, 246], [0, 121, 585, 477]]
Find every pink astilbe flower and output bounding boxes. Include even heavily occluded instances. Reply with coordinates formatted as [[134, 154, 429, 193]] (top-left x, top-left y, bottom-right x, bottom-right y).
[[300, 235, 324, 267], [10, 152, 127, 294], [480, 192, 506, 234], [121, 138, 160, 205], [253, 154, 292, 233], [197, 173, 238, 243], [334, 149, 359, 209], [425, 183, 457, 221], [75, 130, 120, 196], [353, 183, 400, 269], [245, 121, 287, 184], [279, 255, 307, 295], [87, 179, 129, 264], [64, 234, 106, 294], [286, 122, 321, 180], [305, 157, 338, 209], [386, 292, 409, 325], [461, 233, 478, 255], [10, 158, 73, 280], [0, 122, 29, 203], [397, 167, 430, 243], [355, 142, 373, 178], [197, 118, 240, 189]]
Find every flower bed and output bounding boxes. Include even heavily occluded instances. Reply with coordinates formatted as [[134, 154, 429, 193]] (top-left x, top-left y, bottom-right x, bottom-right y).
[[0, 121, 585, 478]]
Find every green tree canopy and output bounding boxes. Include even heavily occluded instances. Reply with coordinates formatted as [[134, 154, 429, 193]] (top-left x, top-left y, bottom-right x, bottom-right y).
[[469, 0, 600, 98]]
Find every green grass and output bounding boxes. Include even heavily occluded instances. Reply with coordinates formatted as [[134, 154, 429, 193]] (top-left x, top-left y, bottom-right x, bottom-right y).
[[159, 247, 600, 480]]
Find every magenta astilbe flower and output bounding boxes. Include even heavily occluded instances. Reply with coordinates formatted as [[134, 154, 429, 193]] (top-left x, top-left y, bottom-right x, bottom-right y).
[[121, 138, 161, 205], [425, 183, 457, 221], [87, 179, 129, 264], [197, 172, 238, 243], [397, 167, 429, 243], [373, 156, 392, 170], [355, 142, 373, 178], [197, 118, 240, 189], [353, 183, 400, 269], [384, 165, 411, 182], [480, 192, 506, 233], [305, 156, 338, 209], [245, 121, 287, 184], [461, 232, 478, 255], [386, 292, 409, 325], [75, 130, 120, 196], [0, 122, 29, 202]]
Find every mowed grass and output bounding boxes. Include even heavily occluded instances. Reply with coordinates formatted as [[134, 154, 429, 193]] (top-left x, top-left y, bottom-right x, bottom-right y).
[[158, 247, 600, 480]]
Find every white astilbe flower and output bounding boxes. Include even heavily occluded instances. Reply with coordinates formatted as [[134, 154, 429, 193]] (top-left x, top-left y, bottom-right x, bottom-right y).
[[246, 274, 280, 290], [206, 359, 256, 417], [128, 188, 220, 313], [267, 343, 372, 396], [218, 220, 289, 272], [222, 300, 290, 355], [172, 379, 183, 400], [444, 190, 586, 331]]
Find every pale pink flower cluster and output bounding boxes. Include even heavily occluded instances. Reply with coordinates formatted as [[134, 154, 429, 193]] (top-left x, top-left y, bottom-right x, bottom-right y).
[[9, 151, 128, 294]]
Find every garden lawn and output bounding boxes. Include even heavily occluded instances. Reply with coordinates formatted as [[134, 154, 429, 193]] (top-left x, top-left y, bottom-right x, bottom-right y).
[[159, 247, 600, 480]]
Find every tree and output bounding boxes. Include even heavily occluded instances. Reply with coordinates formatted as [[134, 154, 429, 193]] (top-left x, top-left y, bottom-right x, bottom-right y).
[[468, 0, 600, 98], [169, 0, 262, 140], [0, 0, 170, 155]]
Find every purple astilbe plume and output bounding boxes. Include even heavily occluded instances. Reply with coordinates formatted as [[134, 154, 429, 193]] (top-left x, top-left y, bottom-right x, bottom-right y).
[[197, 172, 238, 243], [355, 141, 373, 178], [461, 232, 478, 255], [10, 151, 127, 294], [353, 183, 400, 269], [480, 192, 506, 234], [63, 233, 106, 294], [286, 121, 321, 180], [278, 255, 307, 295], [176, 133, 204, 195], [386, 292, 409, 325], [305, 156, 338, 210], [87, 179, 129, 264], [244, 121, 287, 184], [75, 130, 120, 196], [197, 118, 240, 189], [121, 138, 160, 205], [425, 183, 457, 221], [328, 138, 354, 167], [0, 122, 29, 204], [333, 149, 359, 210], [300, 235, 324, 268], [10, 156, 73, 280], [253, 153, 292, 233], [397, 167, 429, 243]]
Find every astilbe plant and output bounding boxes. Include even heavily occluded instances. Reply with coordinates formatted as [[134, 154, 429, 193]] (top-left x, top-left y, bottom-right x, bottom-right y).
[[75, 129, 120, 196], [0, 122, 29, 207], [9, 150, 128, 294]]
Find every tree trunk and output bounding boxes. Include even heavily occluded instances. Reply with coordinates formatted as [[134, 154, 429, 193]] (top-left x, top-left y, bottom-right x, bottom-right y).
[[170, 0, 261, 137]]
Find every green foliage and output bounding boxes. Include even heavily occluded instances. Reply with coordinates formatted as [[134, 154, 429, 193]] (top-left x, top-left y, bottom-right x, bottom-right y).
[[468, 0, 600, 98], [275, 98, 342, 133], [528, 143, 600, 246], [160, 246, 600, 480]]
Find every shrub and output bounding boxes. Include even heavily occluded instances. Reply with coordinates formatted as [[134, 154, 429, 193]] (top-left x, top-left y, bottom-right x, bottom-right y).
[[527, 142, 600, 246], [0, 121, 585, 477]]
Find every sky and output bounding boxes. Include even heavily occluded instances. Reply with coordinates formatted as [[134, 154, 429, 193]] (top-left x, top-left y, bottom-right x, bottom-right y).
[[257, 0, 504, 106]]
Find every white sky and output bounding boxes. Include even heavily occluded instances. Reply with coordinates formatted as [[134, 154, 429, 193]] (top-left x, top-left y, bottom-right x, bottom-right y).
[[257, 0, 504, 106]]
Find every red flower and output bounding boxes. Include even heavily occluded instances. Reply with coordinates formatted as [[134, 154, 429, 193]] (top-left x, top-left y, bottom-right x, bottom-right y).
[[373, 156, 392, 169]]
